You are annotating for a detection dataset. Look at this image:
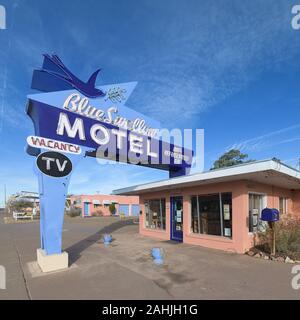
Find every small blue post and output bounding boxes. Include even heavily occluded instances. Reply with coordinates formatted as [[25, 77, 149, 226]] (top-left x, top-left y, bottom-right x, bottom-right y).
[[103, 234, 112, 246], [151, 248, 164, 265]]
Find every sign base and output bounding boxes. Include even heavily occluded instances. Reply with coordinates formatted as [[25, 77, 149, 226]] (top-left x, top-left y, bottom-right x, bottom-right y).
[[37, 249, 68, 273]]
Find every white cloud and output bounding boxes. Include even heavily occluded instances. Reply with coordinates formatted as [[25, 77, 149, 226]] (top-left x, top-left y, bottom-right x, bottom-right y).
[[228, 123, 300, 152]]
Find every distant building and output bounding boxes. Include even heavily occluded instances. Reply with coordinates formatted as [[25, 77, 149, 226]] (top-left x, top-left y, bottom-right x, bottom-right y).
[[70, 194, 140, 217], [7, 191, 40, 217], [10, 191, 39, 205]]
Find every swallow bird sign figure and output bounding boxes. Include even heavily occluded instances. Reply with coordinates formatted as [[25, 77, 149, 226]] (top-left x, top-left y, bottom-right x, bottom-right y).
[[26, 54, 193, 272]]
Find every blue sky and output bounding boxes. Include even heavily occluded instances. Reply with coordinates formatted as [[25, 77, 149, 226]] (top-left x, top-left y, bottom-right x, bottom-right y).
[[0, 0, 300, 205]]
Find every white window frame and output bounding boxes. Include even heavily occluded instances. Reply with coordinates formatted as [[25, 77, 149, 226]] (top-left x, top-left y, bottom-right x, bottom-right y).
[[190, 192, 232, 238], [248, 192, 267, 234], [279, 196, 288, 215]]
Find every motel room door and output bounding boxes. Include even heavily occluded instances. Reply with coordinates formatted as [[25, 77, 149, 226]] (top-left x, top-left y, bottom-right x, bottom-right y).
[[131, 204, 140, 216], [84, 202, 89, 217], [119, 204, 129, 216], [170, 196, 183, 242]]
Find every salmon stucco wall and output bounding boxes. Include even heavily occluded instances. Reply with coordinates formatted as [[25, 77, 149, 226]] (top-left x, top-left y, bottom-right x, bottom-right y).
[[291, 190, 300, 218]]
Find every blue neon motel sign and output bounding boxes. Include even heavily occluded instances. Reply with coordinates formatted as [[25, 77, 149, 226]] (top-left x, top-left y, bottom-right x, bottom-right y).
[[26, 54, 193, 256]]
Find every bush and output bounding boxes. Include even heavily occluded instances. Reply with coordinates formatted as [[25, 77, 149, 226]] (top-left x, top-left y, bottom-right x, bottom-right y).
[[92, 209, 105, 217], [109, 203, 116, 215], [67, 207, 81, 217], [257, 215, 300, 260], [8, 200, 33, 213]]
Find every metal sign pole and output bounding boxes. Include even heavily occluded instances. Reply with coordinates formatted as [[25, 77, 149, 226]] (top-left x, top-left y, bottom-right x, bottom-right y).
[[261, 208, 279, 256], [272, 221, 276, 256], [269, 221, 276, 256]]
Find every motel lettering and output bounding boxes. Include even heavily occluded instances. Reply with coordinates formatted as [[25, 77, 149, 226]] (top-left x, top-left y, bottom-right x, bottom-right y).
[[56, 112, 160, 159]]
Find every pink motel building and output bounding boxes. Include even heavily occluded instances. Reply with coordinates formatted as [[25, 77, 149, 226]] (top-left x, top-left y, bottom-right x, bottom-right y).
[[70, 194, 139, 217], [113, 160, 300, 254]]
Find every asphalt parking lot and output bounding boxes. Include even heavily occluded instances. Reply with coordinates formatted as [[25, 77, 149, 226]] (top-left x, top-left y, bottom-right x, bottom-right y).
[[0, 213, 299, 300]]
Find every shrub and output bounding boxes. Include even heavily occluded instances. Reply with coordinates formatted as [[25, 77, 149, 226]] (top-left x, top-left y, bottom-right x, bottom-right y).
[[109, 203, 116, 215], [92, 209, 105, 217], [67, 207, 81, 217], [8, 200, 33, 213], [257, 215, 300, 260]]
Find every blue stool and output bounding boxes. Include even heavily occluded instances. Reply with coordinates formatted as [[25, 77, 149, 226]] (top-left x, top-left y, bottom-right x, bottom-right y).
[[103, 234, 112, 245], [151, 248, 164, 265]]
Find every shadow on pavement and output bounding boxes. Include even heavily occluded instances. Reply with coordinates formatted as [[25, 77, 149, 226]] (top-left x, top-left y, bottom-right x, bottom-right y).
[[66, 218, 134, 264]]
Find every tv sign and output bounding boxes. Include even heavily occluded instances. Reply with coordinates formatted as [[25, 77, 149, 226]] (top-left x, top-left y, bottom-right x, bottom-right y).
[[36, 151, 72, 178]]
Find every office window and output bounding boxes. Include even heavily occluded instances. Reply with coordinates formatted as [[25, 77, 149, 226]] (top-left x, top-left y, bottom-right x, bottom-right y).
[[145, 199, 166, 230], [191, 193, 232, 238], [279, 197, 288, 215]]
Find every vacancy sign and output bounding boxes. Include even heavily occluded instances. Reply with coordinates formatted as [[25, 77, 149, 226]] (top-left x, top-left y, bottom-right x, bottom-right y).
[[27, 136, 81, 155]]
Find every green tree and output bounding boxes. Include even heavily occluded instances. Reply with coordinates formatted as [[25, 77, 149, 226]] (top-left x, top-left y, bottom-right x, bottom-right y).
[[211, 149, 253, 170], [109, 203, 116, 215], [7, 199, 33, 212]]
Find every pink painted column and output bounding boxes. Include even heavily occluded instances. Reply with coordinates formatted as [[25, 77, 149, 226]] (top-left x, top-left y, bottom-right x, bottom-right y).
[[232, 182, 252, 253]]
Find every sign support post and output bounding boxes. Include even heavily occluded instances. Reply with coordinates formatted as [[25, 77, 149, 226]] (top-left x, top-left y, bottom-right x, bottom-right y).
[[30, 147, 86, 272]]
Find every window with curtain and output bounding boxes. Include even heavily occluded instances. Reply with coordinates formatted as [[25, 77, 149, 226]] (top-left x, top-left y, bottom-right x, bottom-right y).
[[145, 199, 166, 230]]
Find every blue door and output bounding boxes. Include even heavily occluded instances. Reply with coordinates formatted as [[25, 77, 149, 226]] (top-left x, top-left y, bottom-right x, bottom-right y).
[[170, 196, 183, 241], [84, 202, 90, 217], [131, 204, 140, 216], [119, 204, 129, 216]]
